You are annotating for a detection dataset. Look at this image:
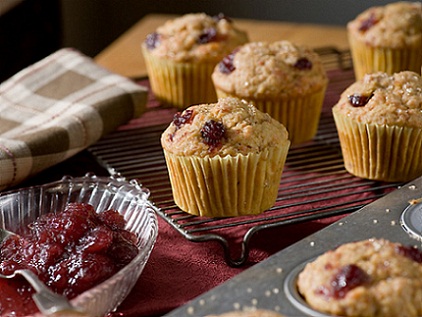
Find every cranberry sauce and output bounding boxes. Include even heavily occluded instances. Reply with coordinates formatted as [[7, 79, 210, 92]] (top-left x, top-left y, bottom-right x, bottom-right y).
[[198, 27, 218, 44], [293, 57, 313, 70], [0, 203, 138, 316], [173, 109, 194, 129], [329, 264, 370, 298], [395, 245, 422, 263], [218, 49, 238, 74], [145, 32, 160, 50], [348, 93, 373, 107], [200, 120, 226, 151], [359, 13, 378, 32]]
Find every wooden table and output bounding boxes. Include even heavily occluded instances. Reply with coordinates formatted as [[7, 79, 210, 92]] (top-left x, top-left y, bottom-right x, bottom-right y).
[[95, 13, 349, 79]]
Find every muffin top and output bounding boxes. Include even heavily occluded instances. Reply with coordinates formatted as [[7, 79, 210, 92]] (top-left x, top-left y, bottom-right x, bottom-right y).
[[142, 13, 248, 63], [211, 41, 328, 99], [332, 71, 422, 128], [347, 1, 422, 48], [161, 97, 289, 157], [297, 238, 422, 317]]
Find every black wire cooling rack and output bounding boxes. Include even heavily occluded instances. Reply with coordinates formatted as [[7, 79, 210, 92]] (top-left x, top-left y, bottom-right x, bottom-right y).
[[88, 48, 402, 266]]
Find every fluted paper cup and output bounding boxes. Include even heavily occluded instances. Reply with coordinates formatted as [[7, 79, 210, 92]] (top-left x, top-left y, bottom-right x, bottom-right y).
[[333, 109, 422, 182], [163, 144, 289, 217], [142, 45, 217, 109], [348, 34, 422, 80]]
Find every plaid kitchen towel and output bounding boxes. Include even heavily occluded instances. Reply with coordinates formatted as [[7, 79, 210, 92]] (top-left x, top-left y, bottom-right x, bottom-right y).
[[0, 48, 147, 191]]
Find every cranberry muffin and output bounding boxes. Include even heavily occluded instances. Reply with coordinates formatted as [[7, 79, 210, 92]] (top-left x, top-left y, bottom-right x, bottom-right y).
[[347, 1, 422, 80], [141, 13, 248, 109], [212, 41, 328, 144], [297, 238, 422, 317], [332, 71, 422, 182], [161, 97, 290, 217]]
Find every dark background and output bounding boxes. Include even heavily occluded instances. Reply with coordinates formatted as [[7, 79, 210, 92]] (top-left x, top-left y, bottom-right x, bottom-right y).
[[0, 0, 397, 82]]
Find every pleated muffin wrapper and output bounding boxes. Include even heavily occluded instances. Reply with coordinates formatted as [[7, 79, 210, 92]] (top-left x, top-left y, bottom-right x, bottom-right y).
[[215, 87, 326, 145], [142, 45, 217, 109], [348, 34, 422, 80], [333, 109, 422, 182], [163, 143, 290, 218]]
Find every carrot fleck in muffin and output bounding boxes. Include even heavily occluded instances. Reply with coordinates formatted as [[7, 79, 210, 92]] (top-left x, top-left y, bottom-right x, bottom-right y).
[[161, 97, 290, 217], [141, 13, 248, 109], [212, 41, 328, 144], [347, 1, 422, 80], [332, 71, 422, 182], [297, 238, 422, 317]]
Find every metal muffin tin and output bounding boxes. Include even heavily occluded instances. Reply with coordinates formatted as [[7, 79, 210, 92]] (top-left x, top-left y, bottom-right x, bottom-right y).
[[164, 176, 422, 317]]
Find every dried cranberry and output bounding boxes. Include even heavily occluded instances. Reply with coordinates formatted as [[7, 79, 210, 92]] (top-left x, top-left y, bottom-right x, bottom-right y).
[[329, 264, 369, 298], [145, 32, 160, 50], [219, 50, 238, 74], [213, 13, 232, 23], [200, 120, 226, 150], [348, 93, 373, 107], [294, 57, 313, 70], [359, 13, 378, 32], [395, 245, 422, 263], [198, 27, 217, 44], [173, 109, 194, 129]]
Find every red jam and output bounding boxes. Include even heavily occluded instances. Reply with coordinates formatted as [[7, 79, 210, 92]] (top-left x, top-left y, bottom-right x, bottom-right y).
[[197, 27, 218, 44], [348, 93, 373, 107], [293, 57, 313, 70], [200, 120, 226, 151], [359, 13, 378, 32], [329, 264, 370, 298], [395, 245, 422, 263], [145, 32, 160, 50], [0, 203, 138, 316]]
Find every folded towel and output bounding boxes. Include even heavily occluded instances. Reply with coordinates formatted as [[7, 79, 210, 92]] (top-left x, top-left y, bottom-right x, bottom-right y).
[[0, 48, 147, 191]]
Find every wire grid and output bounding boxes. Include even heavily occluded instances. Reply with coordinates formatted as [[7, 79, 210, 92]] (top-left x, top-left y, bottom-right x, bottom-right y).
[[88, 48, 401, 266]]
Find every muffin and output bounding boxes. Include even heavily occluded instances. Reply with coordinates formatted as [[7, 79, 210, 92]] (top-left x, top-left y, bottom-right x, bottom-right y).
[[160, 97, 290, 217], [297, 238, 422, 317], [206, 310, 285, 317], [332, 71, 422, 182], [141, 13, 248, 109], [347, 1, 422, 80], [211, 41, 328, 144]]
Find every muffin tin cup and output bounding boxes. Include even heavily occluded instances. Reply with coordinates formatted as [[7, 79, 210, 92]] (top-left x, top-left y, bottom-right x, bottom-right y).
[[215, 87, 326, 145], [332, 110, 422, 182], [400, 200, 422, 242], [162, 144, 289, 217], [284, 258, 333, 317], [348, 34, 422, 80], [141, 45, 217, 109]]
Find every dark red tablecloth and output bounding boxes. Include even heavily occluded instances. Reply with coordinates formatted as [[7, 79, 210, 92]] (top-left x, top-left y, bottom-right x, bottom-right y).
[[17, 68, 357, 317], [110, 215, 340, 317]]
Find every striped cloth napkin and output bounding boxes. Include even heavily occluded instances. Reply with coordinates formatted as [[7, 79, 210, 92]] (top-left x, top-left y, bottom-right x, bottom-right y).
[[0, 48, 147, 191]]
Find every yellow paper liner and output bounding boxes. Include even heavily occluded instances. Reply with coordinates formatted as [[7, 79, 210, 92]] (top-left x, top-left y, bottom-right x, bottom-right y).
[[215, 87, 326, 145], [333, 109, 422, 182], [348, 34, 422, 80], [163, 143, 290, 217], [142, 46, 217, 109]]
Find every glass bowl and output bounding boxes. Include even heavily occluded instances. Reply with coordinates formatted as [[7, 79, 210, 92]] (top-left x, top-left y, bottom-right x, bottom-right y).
[[0, 173, 159, 317]]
